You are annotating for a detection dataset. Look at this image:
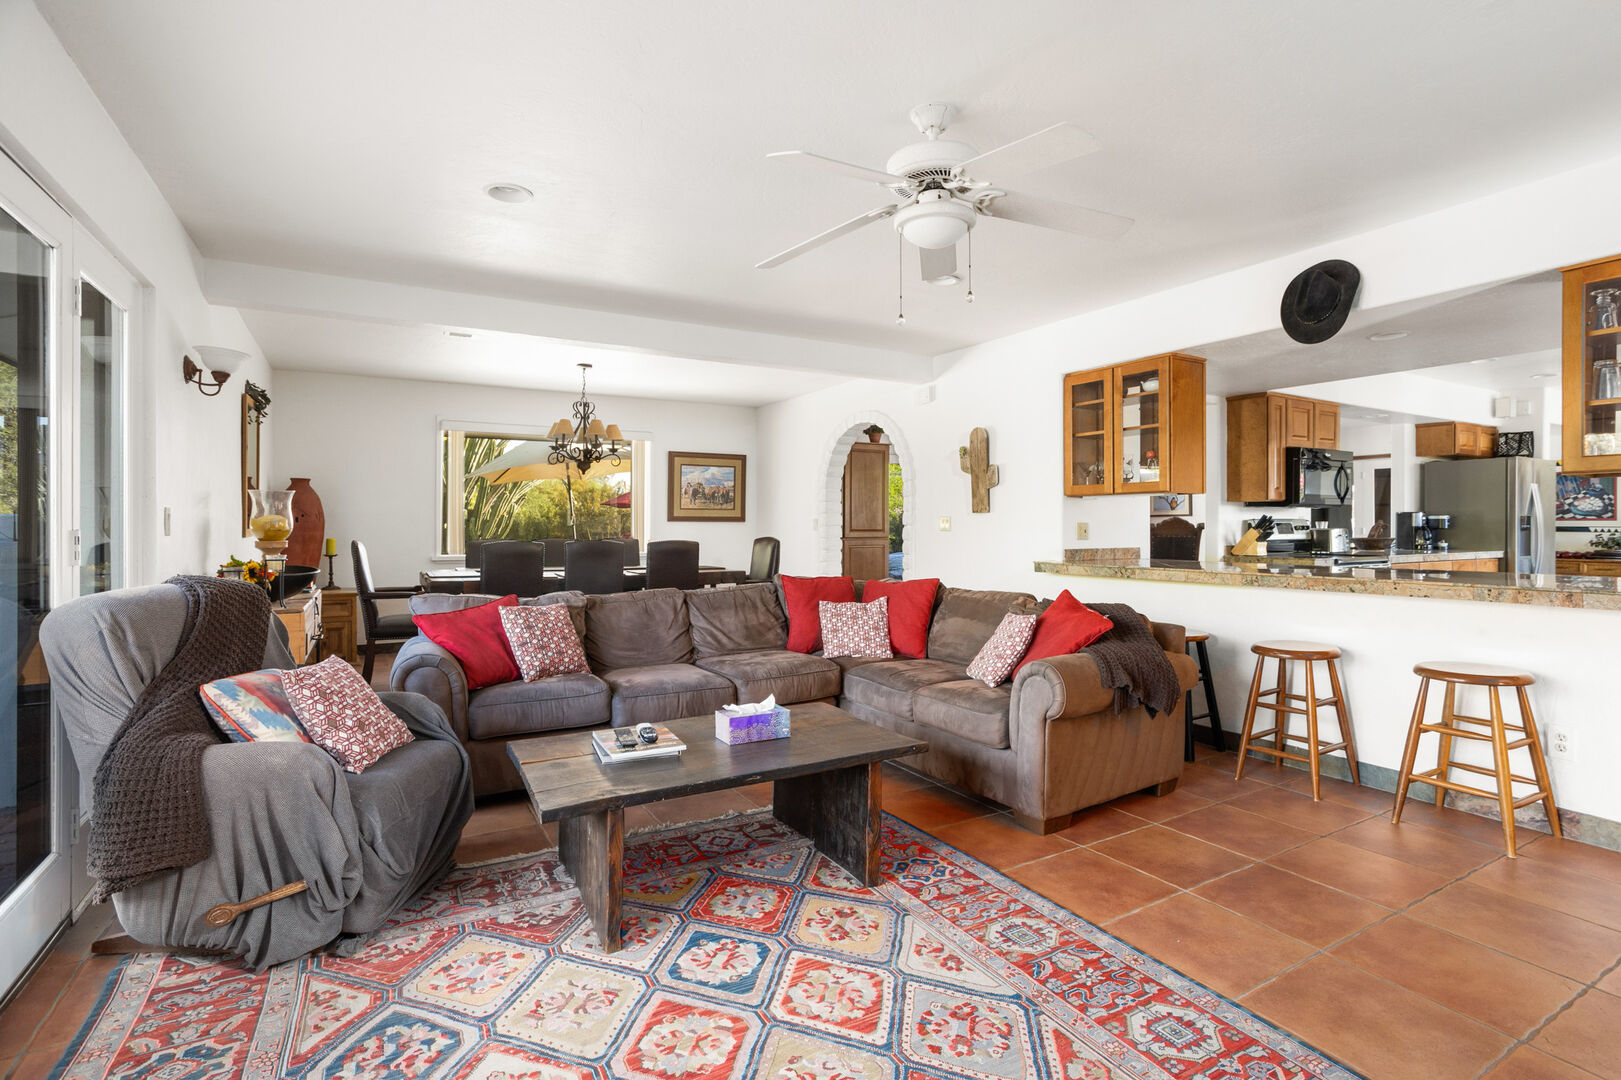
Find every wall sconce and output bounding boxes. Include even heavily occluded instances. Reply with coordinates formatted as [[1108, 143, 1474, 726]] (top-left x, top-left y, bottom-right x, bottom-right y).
[[182, 346, 249, 397]]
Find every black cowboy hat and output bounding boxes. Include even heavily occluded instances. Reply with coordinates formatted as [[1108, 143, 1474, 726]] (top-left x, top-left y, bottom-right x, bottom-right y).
[[1281, 260, 1360, 344]]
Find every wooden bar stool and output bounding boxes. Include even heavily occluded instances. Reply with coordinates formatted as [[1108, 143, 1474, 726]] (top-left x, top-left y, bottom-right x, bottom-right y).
[[1183, 631, 1226, 761], [1393, 662, 1560, 857], [1235, 640, 1359, 800]]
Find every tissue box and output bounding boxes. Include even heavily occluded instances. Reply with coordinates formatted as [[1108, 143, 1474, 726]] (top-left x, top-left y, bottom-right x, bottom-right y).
[[715, 705, 791, 744]]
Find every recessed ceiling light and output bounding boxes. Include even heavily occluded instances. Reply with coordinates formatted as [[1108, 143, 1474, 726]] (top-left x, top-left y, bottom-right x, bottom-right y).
[[484, 183, 533, 204], [1368, 330, 1409, 342], [1469, 358, 1492, 364], [1373, 413, 1390, 419], [445, 330, 474, 339], [1530, 372, 1557, 380]]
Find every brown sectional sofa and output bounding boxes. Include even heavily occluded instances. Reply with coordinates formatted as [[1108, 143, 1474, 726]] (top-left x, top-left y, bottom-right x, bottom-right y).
[[390, 580, 1198, 833]]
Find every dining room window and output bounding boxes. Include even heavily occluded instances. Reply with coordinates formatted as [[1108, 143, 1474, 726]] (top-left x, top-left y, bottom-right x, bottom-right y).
[[439, 427, 644, 556]]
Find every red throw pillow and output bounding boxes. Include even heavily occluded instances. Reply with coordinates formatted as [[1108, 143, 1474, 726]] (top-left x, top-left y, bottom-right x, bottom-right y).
[[861, 577, 939, 658], [1013, 591, 1114, 675], [780, 575, 855, 653], [412, 594, 521, 689]]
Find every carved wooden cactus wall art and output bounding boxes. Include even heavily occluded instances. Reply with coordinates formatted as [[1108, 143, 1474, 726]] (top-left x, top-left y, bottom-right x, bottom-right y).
[[958, 427, 1000, 513]]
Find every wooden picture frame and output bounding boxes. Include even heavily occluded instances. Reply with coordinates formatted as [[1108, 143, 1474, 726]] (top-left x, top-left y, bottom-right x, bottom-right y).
[[1150, 493, 1191, 517], [668, 452, 746, 522], [241, 393, 259, 536]]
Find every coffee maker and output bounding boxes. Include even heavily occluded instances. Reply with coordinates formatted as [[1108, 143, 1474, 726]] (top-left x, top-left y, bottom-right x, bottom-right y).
[[1396, 511, 1452, 553]]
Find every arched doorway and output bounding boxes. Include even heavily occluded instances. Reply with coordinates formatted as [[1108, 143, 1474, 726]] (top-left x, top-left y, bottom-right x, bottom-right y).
[[815, 412, 917, 577]]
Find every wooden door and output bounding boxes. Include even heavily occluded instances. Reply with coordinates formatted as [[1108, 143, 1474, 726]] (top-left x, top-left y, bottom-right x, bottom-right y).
[[842, 442, 891, 580], [1313, 402, 1340, 448], [1283, 397, 1314, 447]]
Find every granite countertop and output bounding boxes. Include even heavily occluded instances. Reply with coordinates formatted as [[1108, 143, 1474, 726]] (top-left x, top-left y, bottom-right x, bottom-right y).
[[1223, 549, 1505, 567], [1033, 558, 1621, 609]]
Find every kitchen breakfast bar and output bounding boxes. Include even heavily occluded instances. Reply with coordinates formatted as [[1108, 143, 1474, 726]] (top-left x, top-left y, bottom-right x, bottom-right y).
[[1031, 557, 1621, 845]]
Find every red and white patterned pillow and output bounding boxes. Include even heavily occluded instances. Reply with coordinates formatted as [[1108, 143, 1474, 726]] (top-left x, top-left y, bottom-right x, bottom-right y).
[[966, 612, 1040, 687], [819, 595, 893, 659], [281, 655, 414, 773], [499, 603, 590, 681]]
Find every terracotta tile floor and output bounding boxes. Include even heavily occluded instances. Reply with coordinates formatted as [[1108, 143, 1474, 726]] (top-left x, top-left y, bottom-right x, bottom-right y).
[[4, 743, 1618, 1080]]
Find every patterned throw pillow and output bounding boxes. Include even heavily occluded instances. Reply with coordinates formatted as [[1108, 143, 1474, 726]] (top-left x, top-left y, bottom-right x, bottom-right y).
[[281, 655, 414, 773], [199, 669, 310, 743], [499, 603, 590, 681], [966, 612, 1040, 688], [819, 595, 893, 659]]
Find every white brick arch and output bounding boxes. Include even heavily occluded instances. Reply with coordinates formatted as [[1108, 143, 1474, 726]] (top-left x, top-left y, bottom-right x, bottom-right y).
[[815, 411, 916, 576]]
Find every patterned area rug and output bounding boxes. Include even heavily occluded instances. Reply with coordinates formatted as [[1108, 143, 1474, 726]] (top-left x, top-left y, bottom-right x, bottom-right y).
[[54, 812, 1360, 1079]]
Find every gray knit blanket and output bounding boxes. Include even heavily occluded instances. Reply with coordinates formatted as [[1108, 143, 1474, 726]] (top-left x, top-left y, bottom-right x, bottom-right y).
[[1080, 603, 1182, 717], [88, 576, 271, 900]]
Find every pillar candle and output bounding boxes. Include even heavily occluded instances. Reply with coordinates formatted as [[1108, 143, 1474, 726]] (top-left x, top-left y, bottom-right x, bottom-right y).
[[324, 537, 337, 556]]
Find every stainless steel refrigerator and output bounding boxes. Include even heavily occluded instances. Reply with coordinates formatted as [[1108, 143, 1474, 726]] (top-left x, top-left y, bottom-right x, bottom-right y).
[[1421, 457, 1556, 574]]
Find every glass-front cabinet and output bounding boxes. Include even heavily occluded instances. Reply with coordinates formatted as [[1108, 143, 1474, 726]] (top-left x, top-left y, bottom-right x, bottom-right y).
[[1563, 255, 1621, 475], [1063, 353, 1206, 496], [1063, 369, 1113, 495]]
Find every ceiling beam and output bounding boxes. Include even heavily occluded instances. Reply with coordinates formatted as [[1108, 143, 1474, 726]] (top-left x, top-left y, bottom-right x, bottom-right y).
[[201, 259, 932, 384]]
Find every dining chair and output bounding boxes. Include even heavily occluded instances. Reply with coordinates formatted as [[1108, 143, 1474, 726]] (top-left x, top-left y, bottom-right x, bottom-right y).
[[480, 540, 553, 597], [351, 540, 424, 681], [646, 539, 700, 590], [464, 538, 489, 570], [564, 540, 626, 594], [745, 536, 781, 583], [1149, 517, 1206, 561], [621, 537, 641, 567], [542, 538, 568, 567]]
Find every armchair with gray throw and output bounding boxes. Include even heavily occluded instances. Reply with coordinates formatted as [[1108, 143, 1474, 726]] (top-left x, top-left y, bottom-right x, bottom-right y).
[[40, 582, 473, 968], [352, 539, 423, 680]]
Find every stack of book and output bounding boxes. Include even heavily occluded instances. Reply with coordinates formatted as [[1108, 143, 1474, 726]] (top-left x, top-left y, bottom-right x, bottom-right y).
[[591, 725, 686, 764]]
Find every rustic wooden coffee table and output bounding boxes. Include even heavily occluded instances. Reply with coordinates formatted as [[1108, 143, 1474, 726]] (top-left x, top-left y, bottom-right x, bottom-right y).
[[507, 702, 926, 952]]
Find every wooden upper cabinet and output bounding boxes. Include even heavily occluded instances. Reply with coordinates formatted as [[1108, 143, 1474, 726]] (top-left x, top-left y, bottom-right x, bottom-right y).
[[1561, 254, 1621, 476], [1225, 392, 1341, 502], [1415, 421, 1497, 459], [1284, 398, 1315, 447], [1063, 353, 1205, 496], [1312, 401, 1339, 449]]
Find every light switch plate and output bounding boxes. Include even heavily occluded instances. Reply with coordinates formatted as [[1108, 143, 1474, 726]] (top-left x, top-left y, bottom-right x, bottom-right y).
[[1076, 522, 1089, 540]]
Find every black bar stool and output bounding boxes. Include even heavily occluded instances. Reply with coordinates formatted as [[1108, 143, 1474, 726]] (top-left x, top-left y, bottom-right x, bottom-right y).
[[1183, 631, 1225, 761]]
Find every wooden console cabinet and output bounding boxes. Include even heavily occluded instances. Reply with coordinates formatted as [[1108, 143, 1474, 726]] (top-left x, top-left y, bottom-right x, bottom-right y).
[[1063, 352, 1206, 496], [1415, 421, 1498, 459], [1225, 392, 1341, 502], [319, 587, 359, 666], [273, 588, 323, 666]]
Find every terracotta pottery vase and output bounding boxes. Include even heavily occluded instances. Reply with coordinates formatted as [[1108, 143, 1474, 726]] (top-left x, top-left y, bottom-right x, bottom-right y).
[[285, 477, 325, 569], [866, 431, 883, 443]]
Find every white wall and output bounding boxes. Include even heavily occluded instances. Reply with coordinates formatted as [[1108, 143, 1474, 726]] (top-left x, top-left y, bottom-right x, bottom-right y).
[[0, 0, 269, 581], [271, 371, 760, 589]]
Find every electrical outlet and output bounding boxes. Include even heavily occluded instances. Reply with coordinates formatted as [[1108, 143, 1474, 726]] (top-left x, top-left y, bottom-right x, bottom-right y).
[[1075, 522, 1090, 540], [938, 516, 952, 532], [1551, 729, 1572, 754]]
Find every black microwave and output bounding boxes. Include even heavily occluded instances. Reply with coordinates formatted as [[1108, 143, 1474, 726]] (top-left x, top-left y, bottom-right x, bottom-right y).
[[1284, 447, 1353, 506]]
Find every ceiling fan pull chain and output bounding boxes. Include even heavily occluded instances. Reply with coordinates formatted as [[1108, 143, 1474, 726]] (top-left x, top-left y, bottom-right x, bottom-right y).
[[966, 230, 975, 304], [896, 233, 906, 326]]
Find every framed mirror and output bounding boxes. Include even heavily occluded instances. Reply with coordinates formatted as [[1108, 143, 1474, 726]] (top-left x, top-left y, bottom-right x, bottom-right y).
[[241, 393, 260, 536]]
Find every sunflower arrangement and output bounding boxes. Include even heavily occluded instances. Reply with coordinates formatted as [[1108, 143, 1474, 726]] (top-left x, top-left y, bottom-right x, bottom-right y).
[[218, 556, 279, 595]]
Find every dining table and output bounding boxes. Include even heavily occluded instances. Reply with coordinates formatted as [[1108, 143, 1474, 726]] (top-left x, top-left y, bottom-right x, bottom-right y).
[[419, 564, 746, 594]]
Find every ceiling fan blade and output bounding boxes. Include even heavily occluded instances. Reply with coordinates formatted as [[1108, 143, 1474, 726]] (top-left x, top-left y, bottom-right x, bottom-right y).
[[979, 190, 1134, 241], [755, 204, 899, 269], [919, 244, 958, 283], [954, 122, 1101, 181], [767, 150, 909, 187]]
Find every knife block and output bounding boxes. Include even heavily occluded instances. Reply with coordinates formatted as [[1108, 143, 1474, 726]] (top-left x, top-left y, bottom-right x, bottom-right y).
[[1231, 528, 1264, 557]]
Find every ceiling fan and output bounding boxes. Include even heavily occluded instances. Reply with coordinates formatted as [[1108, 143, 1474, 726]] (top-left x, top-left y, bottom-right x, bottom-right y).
[[755, 103, 1133, 297]]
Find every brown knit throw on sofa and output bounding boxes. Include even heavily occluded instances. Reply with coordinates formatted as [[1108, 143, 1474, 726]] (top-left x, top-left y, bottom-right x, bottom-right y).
[[1081, 603, 1182, 718], [88, 576, 271, 901]]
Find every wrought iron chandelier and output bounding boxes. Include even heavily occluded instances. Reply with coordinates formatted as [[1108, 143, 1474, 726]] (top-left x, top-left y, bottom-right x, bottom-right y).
[[546, 363, 627, 474]]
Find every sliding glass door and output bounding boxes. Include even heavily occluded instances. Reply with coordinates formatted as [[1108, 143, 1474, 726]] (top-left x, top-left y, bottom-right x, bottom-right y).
[[0, 150, 132, 997], [0, 152, 70, 996]]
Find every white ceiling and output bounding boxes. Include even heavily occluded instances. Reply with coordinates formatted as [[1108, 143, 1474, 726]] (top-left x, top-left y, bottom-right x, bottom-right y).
[[38, 0, 1621, 366], [242, 309, 845, 405], [1193, 272, 1562, 395]]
